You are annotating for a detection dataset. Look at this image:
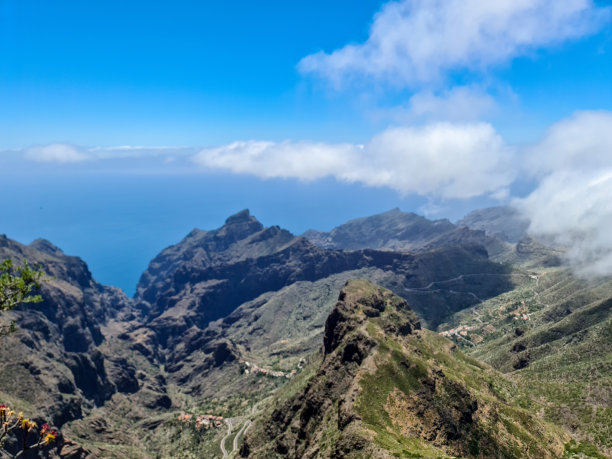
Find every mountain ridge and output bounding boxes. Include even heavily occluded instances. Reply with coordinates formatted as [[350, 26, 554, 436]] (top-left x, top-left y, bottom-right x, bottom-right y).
[[240, 280, 570, 458], [0, 207, 608, 457], [129, 209, 513, 358]]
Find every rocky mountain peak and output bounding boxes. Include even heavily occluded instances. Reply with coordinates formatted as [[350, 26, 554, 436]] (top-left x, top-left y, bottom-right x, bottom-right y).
[[29, 238, 64, 255], [382, 207, 401, 215], [324, 279, 420, 355], [224, 208, 253, 224], [215, 209, 264, 245], [457, 205, 530, 243]]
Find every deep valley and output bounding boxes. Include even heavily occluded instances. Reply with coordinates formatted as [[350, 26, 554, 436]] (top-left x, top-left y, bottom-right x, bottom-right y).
[[0, 207, 609, 458]]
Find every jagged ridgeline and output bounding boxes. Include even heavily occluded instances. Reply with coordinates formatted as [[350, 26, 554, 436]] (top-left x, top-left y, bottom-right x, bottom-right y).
[[0, 208, 609, 458], [241, 280, 569, 458]]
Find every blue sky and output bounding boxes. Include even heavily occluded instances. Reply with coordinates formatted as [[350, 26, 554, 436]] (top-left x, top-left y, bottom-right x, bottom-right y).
[[0, 0, 387, 146], [2, 0, 612, 293]]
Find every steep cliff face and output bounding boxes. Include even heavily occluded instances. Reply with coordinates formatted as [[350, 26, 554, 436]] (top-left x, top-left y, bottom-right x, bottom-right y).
[[0, 236, 137, 426], [134, 209, 341, 343], [0, 235, 180, 457], [130, 210, 513, 365], [241, 280, 569, 459]]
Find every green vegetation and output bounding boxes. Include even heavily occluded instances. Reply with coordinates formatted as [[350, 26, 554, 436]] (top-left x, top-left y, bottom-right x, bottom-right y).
[[440, 267, 612, 455], [197, 390, 270, 419], [242, 279, 584, 458], [0, 404, 57, 457], [564, 440, 608, 459], [0, 260, 56, 457], [0, 259, 45, 336], [349, 280, 573, 458], [357, 328, 570, 458]]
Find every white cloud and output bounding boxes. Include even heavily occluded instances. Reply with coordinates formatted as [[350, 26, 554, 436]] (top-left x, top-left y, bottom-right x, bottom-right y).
[[299, 0, 609, 88], [516, 111, 612, 277], [194, 122, 515, 199], [87, 145, 196, 159], [21, 144, 196, 163], [524, 111, 612, 176], [380, 86, 498, 123], [24, 144, 89, 163], [194, 110, 612, 279], [193, 140, 357, 181]]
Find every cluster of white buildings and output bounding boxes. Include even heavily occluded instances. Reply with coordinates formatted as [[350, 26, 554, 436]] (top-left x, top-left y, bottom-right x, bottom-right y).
[[195, 414, 224, 430], [439, 324, 477, 338], [177, 413, 224, 430], [241, 360, 296, 379]]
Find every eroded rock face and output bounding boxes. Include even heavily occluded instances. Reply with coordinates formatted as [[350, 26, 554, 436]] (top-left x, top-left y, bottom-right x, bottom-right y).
[[132, 210, 512, 367], [0, 236, 137, 429], [57, 438, 94, 459], [303, 208, 456, 251], [241, 280, 569, 459], [324, 282, 420, 356], [241, 280, 419, 458], [66, 351, 114, 405], [457, 206, 530, 243], [385, 373, 480, 453], [106, 357, 139, 394]]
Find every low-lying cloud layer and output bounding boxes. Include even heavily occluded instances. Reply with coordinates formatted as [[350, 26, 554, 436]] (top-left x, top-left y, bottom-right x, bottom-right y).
[[24, 144, 90, 163], [299, 0, 609, 88], [517, 111, 612, 278], [193, 123, 514, 199], [13, 111, 612, 278], [194, 110, 612, 278], [18, 144, 196, 164]]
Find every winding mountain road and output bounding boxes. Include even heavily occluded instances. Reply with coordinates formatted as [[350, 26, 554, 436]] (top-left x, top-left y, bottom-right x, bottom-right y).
[[220, 419, 233, 458], [404, 273, 514, 292], [220, 405, 255, 458], [233, 420, 252, 452]]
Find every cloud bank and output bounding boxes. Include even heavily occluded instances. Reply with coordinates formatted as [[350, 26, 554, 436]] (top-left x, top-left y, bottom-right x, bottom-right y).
[[19, 144, 196, 164], [194, 123, 514, 199], [525, 111, 612, 176], [299, 0, 609, 87], [517, 111, 612, 278], [15, 112, 612, 278], [381, 86, 499, 123], [194, 110, 612, 277], [24, 144, 89, 163]]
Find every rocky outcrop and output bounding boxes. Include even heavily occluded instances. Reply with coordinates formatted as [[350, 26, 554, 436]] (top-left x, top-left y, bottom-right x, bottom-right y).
[[0, 236, 137, 429], [241, 280, 568, 459], [57, 438, 95, 459], [132, 210, 513, 360], [241, 280, 400, 458], [515, 235, 562, 266], [323, 281, 420, 356]]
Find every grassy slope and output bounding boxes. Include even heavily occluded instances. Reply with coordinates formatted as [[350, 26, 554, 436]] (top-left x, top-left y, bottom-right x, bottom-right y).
[[244, 280, 581, 459], [440, 268, 612, 456], [355, 302, 569, 458]]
